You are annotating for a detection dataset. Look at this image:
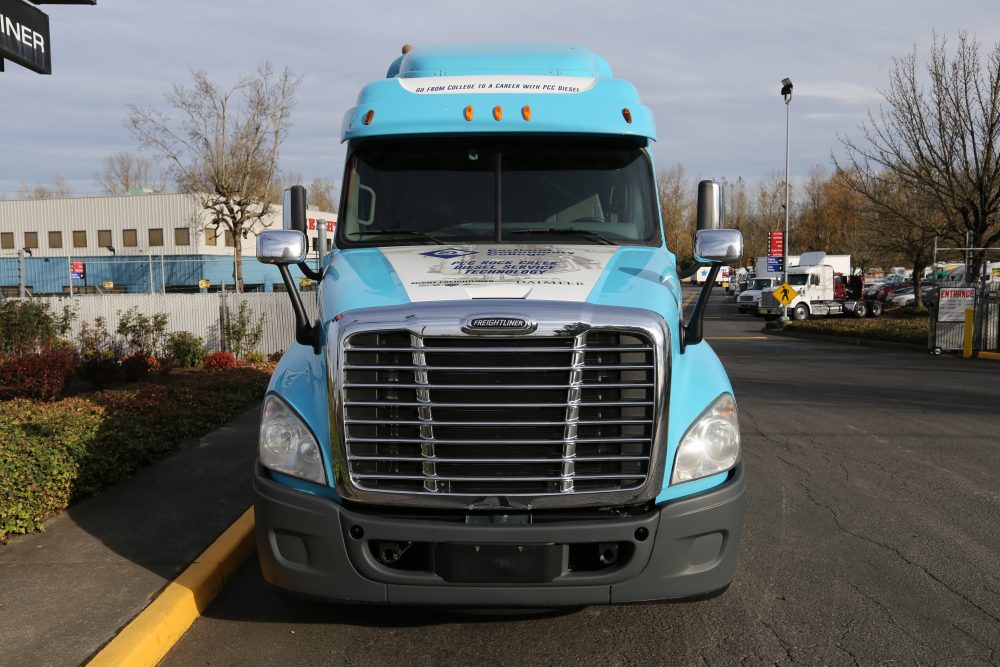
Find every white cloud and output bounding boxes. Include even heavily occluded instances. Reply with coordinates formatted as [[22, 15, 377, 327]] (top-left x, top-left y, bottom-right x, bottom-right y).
[[2, 0, 999, 192]]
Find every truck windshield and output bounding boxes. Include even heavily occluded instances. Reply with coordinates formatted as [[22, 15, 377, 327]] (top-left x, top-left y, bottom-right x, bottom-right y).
[[337, 137, 660, 247], [788, 274, 809, 286], [749, 279, 772, 290]]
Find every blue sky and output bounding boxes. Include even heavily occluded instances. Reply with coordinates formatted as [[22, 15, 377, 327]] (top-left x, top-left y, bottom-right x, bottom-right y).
[[3, 0, 1000, 198]]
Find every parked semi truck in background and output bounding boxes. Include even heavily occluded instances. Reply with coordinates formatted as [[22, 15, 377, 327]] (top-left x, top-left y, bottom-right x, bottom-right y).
[[758, 251, 883, 320], [254, 44, 746, 605], [696, 264, 733, 286], [736, 275, 781, 314]]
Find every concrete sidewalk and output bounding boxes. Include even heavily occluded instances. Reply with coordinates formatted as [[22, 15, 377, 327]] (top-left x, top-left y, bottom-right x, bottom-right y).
[[0, 404, 261, 667]]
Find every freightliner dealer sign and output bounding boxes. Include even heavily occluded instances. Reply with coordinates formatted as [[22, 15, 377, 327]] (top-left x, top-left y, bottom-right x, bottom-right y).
[[0, 0, 51, 74]]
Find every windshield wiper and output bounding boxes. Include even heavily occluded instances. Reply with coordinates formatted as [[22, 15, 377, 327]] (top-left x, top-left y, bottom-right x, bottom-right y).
[[506, 228, 615, 245], [351, 229, 445, 244]]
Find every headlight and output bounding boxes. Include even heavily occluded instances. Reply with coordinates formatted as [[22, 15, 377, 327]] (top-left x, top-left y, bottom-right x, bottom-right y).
[[259, 395, 326, 484], [671, 393, 740, 485]]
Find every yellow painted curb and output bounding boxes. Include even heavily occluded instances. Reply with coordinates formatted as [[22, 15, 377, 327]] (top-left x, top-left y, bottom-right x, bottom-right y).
[[978, 351, 1000, 362], [87, 506, 256, 667]]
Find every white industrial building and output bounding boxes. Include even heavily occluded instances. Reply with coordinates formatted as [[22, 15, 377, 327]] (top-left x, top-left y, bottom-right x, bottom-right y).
[[0, 193, 336, 294]]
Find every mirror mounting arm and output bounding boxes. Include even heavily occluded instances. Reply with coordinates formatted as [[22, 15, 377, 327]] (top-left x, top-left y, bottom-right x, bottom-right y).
[[683, 263, 721, 350], [676, 262, 707, 281], [277, 264, 320, 352], [297, 262, 322, 281]]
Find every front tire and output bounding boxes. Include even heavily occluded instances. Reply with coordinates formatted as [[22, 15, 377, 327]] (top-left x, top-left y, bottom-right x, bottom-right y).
[[792, 303, 809, 321]]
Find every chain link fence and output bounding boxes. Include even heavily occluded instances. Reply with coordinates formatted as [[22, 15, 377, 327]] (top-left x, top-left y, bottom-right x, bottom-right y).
[[20, 291, 318, 357], [0, 254, 321, 297]]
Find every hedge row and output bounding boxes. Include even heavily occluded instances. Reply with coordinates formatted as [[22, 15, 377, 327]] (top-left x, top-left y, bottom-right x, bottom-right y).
[[782, 315, 928, 345], [0, 367, 271, 541]]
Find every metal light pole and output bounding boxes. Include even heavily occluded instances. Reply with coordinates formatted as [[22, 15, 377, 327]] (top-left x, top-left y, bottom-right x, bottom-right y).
[[780, 77, 793, 322]]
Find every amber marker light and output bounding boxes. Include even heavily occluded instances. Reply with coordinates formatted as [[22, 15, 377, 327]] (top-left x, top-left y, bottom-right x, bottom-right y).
[[521, 105, 531, 121], [622, 108, 633, 123], [363, 109, 375, 125], [493, 105, 503, 121], [464, 105, 474, 121]]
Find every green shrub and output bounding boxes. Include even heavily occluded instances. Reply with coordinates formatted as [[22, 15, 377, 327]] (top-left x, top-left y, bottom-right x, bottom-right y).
[[0, 367, 272, 540], [243, 351, 268, 365], [0, 300, 75, 354], [116, 308, 169, 356], [222, 300, 265, 360], [76, 317, 125, 388], [166, 331, 205, 367]]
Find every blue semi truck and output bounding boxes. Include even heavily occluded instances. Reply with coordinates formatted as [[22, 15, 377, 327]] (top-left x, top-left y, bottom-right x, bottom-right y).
[[254, 44, 745, 605]]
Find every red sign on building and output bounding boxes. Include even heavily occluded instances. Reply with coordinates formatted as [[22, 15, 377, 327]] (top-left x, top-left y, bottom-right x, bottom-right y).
[[768, 231, 784, 257]]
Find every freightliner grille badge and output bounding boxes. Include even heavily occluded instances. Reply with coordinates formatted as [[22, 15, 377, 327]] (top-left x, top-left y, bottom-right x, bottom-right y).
[[463, 316, 536, 334]]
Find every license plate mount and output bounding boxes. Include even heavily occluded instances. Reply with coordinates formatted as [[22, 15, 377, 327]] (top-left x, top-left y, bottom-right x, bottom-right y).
[[433, 543, 564, 584]]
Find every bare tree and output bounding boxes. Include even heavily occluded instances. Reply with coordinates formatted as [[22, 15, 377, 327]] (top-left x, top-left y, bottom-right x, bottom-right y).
[[753, 171, 791, 257], [657, 164, 695, 264], [17, 172, 73, 199], [128, 62, 302, 292], [794, 165, 874, 269], [837, 33, 1000, 281], [840, 169, 942, 306], [95, 152, 166, 195], [723, 176, 765, 265], [267, 169, 303, 204], [308, 177, 338, 213]]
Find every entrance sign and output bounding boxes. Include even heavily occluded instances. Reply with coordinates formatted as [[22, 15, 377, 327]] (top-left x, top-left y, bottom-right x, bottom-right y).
[[0, 0, 51, 74], [766, 256, 783, 273], [937, 288, 975, 323], [70, 260, 84, 279]]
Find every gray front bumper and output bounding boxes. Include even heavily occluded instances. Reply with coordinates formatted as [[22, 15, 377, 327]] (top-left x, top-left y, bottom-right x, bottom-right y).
[[253, 462, 746, 606]]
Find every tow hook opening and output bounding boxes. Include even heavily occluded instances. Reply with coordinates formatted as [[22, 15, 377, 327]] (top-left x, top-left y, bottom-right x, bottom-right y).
[[598, 542, 619, 566], [375, 541, 411, 565]]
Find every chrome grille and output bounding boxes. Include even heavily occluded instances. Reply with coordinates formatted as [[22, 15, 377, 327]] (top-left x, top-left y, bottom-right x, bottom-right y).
[[342, 329, 656, 497]]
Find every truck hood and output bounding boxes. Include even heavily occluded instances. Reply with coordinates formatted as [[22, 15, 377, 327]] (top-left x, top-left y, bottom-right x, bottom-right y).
[[381, 244, 619, 301], [322, 244, 679, 317]]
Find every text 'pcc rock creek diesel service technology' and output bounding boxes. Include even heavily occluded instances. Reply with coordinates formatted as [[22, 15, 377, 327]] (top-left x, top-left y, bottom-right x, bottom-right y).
[[254, 44, 746, 605]]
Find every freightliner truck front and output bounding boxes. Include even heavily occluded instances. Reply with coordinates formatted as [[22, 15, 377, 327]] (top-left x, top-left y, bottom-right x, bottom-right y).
[[254, 44, 746, 605]]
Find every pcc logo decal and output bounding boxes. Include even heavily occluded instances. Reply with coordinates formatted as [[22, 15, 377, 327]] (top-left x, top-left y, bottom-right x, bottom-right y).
[[420, 247, 478, 259]]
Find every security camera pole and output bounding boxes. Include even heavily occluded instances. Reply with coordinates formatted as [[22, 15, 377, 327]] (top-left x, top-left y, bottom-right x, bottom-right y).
[[780, 77, 793, 322]]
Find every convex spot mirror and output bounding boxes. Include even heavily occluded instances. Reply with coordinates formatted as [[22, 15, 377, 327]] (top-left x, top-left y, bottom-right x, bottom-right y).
[[258, 229, 307, 265], [693, 228, 743, 264]]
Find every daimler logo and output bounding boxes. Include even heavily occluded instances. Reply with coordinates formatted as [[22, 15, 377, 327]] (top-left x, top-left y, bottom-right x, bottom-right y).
[[464, 316, 536, 334]]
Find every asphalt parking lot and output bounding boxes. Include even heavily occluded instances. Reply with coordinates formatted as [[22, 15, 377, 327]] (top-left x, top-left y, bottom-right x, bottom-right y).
[[160, 287, 1000, 665]]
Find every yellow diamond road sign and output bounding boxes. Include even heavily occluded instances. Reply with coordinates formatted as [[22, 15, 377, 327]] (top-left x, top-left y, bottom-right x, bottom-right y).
[[773, 282, 798, 306]]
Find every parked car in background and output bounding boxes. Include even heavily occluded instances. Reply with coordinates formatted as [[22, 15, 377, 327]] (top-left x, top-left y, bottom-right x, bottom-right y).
[[877, 282, 911, 301], [863, 281, 885, 299], [889, 285, 935, 307]]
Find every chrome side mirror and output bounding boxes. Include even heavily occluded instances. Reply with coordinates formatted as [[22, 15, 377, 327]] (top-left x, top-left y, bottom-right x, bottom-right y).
[[694, 228, 743, 264], [257, 230, 307, 265]]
